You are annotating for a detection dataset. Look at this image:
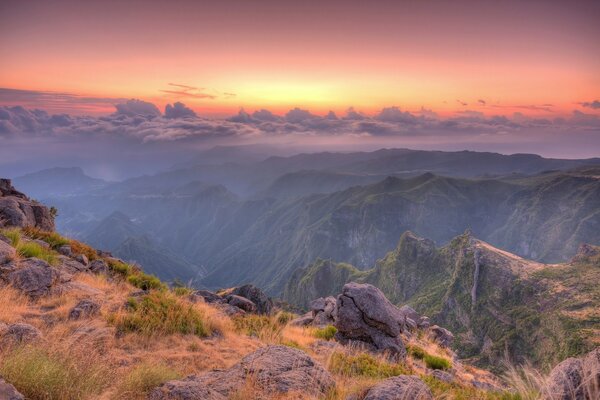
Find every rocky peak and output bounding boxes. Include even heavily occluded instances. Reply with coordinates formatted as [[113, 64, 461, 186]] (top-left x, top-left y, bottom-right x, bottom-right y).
[[0, 178, 55, 231]]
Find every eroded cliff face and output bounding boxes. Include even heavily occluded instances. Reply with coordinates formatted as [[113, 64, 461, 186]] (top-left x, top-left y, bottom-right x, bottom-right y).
[[0, 179, 54, 231]]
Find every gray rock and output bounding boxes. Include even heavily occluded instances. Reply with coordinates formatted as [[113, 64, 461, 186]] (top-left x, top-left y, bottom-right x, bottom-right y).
[[582, 348, 600, 400], [215, 303, 246, 317], [149, 345, 335, 400], [57, 255, 88, 274], [32, 239, 50, 249], [311, 296, 337, 326], [0, 179, 55, 231], [1, 323, 42, 346], [0, 239, 16, 265], [58, 244, 72, 256], [430, 369, 455, 383], [68, 299, 101, 320], [6, 258, 60, 298], [429, 325, 454, 348], [229, 284, 273, 315], [75, 254, 89, 266], [0, 378, 24, 400], [335, 282, 407, 358], [226, 294, 256, 313], [547, 357, 585, 400], [363, 375, 433, 400], [400, 304, 421, 322], [89, 259, 108, 274], [290, 312, 314, 327], [193, 289, 224, 304]]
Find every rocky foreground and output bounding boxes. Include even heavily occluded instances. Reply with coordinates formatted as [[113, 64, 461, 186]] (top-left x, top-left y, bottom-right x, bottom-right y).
[[0, 178, 599, 400]]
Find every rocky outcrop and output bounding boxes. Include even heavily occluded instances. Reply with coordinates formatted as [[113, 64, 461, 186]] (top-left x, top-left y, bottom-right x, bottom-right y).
[[335, 282, 407, 359], [0, 179, 54, 231], [228, 284, 273, 315], [225, 294, 256, 313], [0, 378, 24, 400], [290, 296, 338, 327], [149, 345, 335, 399], [4, 258, 61, 298], [362, 375, 433, 400], [546, 348, 600, 400]]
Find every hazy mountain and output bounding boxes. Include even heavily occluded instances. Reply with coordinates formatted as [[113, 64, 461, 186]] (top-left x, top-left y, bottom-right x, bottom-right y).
[[13, 167, 107, 199], [284, 231, 600, 369], [84, 211, 144, 251]]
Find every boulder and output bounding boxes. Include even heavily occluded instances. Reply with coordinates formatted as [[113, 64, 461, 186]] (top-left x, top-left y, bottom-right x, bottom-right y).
[[226, 295, 256, 313], [68, 299, 101, 320], [0, 179, 55, 231], [582, 348, 600, 399], [547, 358, 585, 400], [57, 255, 88, 274], [149, 345, 335, 399], [5, 258, 60, 298], [363, 375, 433, 400], [290, 312, 314, 327], [310, 296, 337, 326], [429, 325, 454, 348], [335, 282, 407, 358], [1, 323, 42, 346], [193, 289, 224, 304], [0, 239, 16, 265], [229, 284, 273, 315], [0, 378, 24, 400], [430, 369, 455, 383], [75, 254, 89, 266], [58, 244, 72, 256], [89, 259, 108, 274]]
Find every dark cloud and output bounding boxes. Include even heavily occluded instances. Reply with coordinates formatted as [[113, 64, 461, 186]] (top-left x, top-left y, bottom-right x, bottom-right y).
[[580, 100, 600, 109], [164, 102, 197, 119]]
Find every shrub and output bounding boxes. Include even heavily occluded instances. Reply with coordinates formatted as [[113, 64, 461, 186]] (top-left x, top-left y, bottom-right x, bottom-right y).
[[328, 352, 410, 378], [107, 259, 133, 276], [276, 311, 295, 325], [127, 272, 165, 291], [408, 345, 427, 360], [22, 227, 69, 249], [110, 291, 211, 337], [424, 354, 451, 370], [116, 362, 181, 399], [16, 241, 57, 265], [0, 345, 111, 400], [1, 228, 21, 247], [313, 325, 338, 341]]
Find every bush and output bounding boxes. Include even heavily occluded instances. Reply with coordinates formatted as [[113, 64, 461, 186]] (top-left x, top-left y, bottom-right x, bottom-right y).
[[313, 325, 338, 341], [110, 291, 211, 337], [116, 362, 181, 399], [0, 345, 111, 400], [408, 345, 427, 360], [108, 259, 133, 276], [276, 311, 295, 325], [328, 352, 410, 378], [127, 272, 165, 291], [22, 227, 69, 249], [16, 241, 57, 265], [1, 228, 21, 247], [424, 354, 451, 370]]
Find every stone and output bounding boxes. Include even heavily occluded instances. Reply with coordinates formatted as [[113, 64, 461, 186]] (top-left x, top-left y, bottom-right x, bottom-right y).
[[0, 378, 24, 400], [547, 357, 585, 400], [290, 312, 314, 327], [363, 375, 433, 400], [430, 369, 455, 383], [0, 179, 55, 231], [193, 289, 224, 304], [89, 259, 109, 274], [334, 282, 407, 358], [6, 258, 60, 298], [582, 348, 600, 399], [149, 345, 335, 400], [0, 239, 16, 265], [226, 294, 256, 313], [58, 244, 72, 256], [229, 284, 273, 315], [310, 296, 337, 326], [68, 299, 101, 320], [75, 254, 89, 266], [429, 325, 454, 348], [57, 255, 88, 273], [1, 323, 42, 346]]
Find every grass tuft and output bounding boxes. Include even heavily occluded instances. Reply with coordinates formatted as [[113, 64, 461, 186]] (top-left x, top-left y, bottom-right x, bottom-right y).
[[127, 272, 165, 291], [1, 228, 21, 247], [313, 325, 338, 341], [22, 227, 70, 249], [328, 352, 410, 378], [16, 241, 57, 265], [115, 362, 181, 399], [424, 353, 452, 370]]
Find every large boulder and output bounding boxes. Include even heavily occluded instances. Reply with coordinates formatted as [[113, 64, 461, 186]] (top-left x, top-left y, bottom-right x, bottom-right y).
[[0, 179, 54, 231], [149, 345, 335, 399], [229, 284, 273, 315], [582, 348, 600, 399], [335, 282, 407, 358], [363, 375, 433, 400], [310, 296, 337, 326], [226, 294, 256, 313], [0, 378, 24, 400], [0, 239, 16, 264], [546, 347, 600, 400], [5, 258, 60, 298]]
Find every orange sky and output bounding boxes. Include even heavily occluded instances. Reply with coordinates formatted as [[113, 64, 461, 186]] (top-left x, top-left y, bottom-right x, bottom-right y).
[[0, 0, 599, 117]]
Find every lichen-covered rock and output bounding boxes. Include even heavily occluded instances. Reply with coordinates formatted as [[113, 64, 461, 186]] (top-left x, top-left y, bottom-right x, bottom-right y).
[[311, 296, 337, 326], [363, 375, 433, 400], [430, 369, 455, 383], [335, 282, 407, 358], [546, 357, 585, 400], [226, 294, 256, 313], [1, 323, 42, 346], [0, 378, 24, 400], [0, 179, 55, 231], [229, 284, 273, 315], [5, 258, 60, 298], [68, 299, 101, 320], [149, 345, 335, 399]]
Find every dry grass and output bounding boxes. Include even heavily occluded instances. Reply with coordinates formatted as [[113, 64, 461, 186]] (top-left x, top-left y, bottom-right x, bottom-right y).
[[114, 361, 182, 400], [0, 285, 30, 323]]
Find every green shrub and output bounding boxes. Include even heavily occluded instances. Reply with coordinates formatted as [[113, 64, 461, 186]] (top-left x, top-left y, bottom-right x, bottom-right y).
[[108, 259, 133, 276], [1, 228, 21, 247], [16, 241, 57, 265], [424, 354, 451, 370], [127, 272, 165, 291], [328, 352, 410, 378], [313, 325, 338, 341], [408, 345, 427, 360], [22, 227, 69, 249], [0, 346, 111, 400], [111, 291, 210, 337], [276, 311, 295, 325], [116, 362, 181, 399]]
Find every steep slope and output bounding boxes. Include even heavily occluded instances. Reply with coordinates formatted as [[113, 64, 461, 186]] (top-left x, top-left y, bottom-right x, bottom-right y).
[[284, 231, 600, 370], [84, 211, 144, 251]]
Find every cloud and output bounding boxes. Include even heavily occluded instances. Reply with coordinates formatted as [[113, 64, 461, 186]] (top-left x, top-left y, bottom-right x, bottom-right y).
[[456, 100, 468, 106], [478, 99, 486, 105], [160, 83, 216, 100], [114, 99, 161, 117], [376, 106, 418, 124], [164, 102, 197, 119], [580, 100, 600, 109], [285, 108, 318, 123]]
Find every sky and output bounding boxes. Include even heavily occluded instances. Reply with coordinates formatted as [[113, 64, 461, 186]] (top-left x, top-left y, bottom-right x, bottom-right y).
[[0, 0, 599, 178]]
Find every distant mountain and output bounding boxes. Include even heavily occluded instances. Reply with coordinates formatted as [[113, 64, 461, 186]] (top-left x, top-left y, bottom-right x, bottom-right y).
[[284, 231, 600, 370], [84, 211, 144, 251], [13, 167, 107, 199]]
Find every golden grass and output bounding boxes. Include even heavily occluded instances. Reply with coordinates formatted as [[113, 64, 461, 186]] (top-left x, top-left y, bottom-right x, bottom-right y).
[[0, 286, 30, 323], [114, 361, 182, 400]]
